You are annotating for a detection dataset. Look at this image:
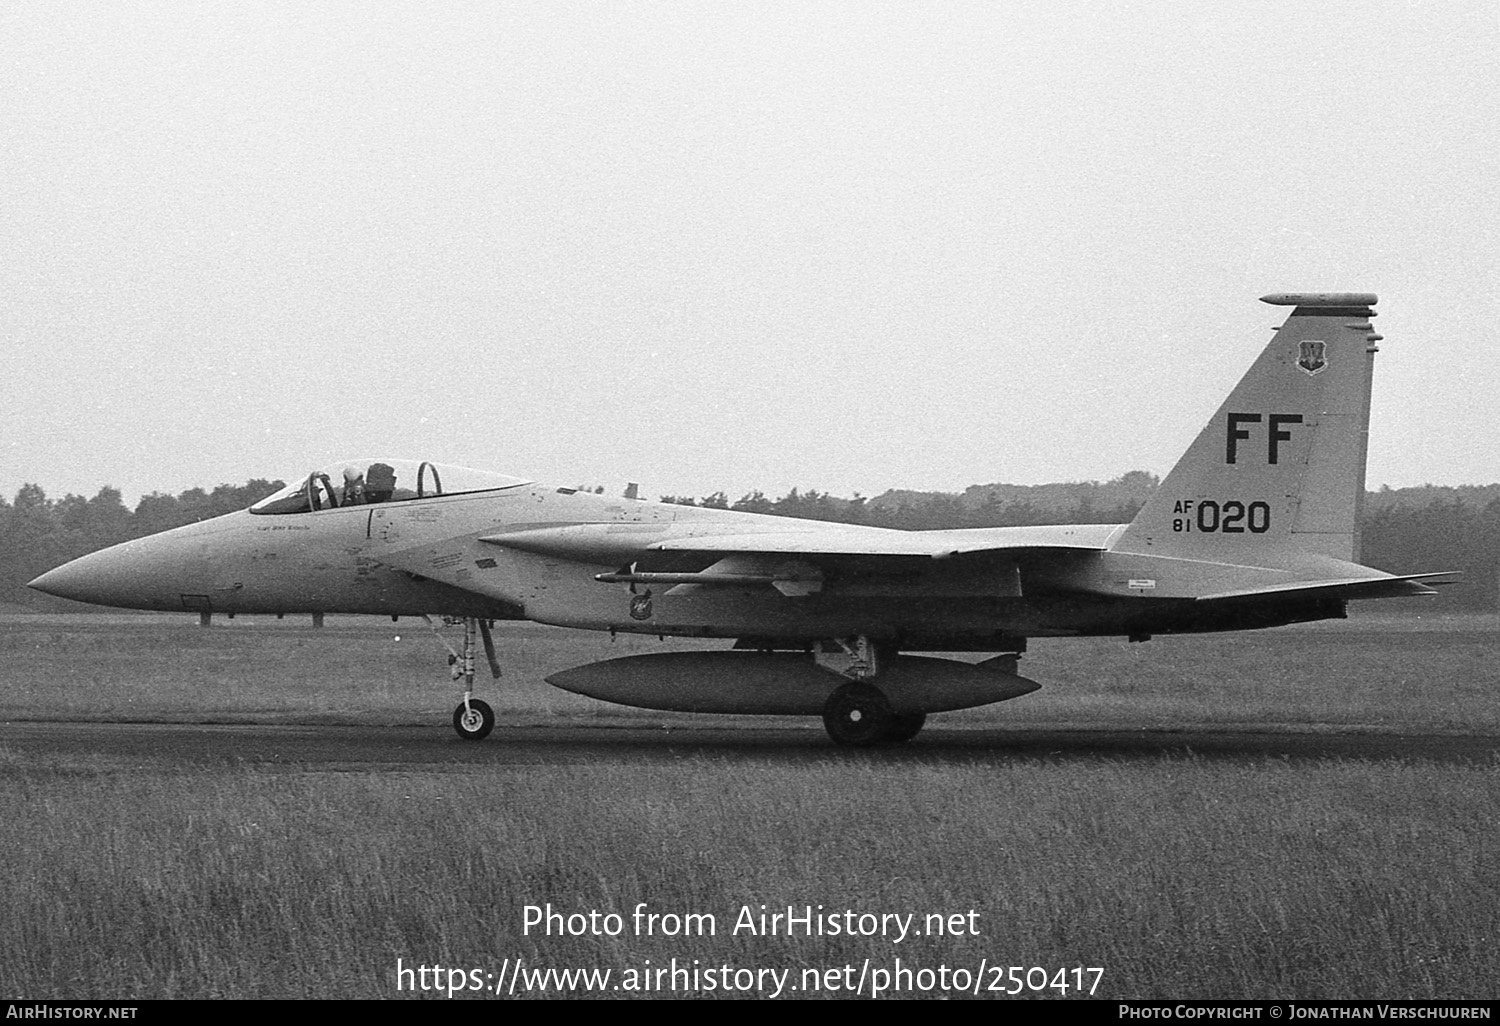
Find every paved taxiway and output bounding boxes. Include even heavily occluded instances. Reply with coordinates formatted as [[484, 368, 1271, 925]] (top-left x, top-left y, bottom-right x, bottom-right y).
[[1, 721, 1494, 768]]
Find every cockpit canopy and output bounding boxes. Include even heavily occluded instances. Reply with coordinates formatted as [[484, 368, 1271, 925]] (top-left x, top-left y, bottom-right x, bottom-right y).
[[249, 459, 530, 515]]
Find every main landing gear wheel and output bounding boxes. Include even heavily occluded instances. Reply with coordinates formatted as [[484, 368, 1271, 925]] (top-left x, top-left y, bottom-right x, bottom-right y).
[[453, 699, 495, 741], [822, 682, 894, 747], [884, 712, 927, 744]]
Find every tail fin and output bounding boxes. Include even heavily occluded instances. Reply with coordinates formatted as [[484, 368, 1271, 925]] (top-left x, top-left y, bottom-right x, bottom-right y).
[[1113, 293, 1381, 565]]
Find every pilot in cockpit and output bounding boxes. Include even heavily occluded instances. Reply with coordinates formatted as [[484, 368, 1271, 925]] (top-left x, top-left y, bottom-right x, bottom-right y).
[[342, 467, 366, 506], [365, 462, 397, 504]]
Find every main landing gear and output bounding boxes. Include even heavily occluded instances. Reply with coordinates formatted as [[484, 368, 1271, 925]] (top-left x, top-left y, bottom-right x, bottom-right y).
[[426, 616, 502, 741], [817, 636, 927, 747]]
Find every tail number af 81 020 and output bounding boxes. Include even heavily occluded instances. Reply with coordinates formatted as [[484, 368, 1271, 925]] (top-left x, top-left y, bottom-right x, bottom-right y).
[[1171, 499, 1270, 534]]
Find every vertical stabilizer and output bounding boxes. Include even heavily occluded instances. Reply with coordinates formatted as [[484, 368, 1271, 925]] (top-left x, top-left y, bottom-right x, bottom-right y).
[[1113, 293, 1381, 565]]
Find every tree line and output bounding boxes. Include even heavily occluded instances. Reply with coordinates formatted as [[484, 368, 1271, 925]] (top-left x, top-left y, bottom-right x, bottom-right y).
[[4, 474, 1496, 610]]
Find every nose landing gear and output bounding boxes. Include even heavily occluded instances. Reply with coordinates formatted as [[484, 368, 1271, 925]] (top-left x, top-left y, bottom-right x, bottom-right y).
[[453, 698, 495, 741], [426, 615, 502, 741]]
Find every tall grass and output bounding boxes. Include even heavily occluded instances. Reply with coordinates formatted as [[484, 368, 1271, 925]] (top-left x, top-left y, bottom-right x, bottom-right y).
[[2, 613, 1497, 999], [1, 753, 1495, 998]]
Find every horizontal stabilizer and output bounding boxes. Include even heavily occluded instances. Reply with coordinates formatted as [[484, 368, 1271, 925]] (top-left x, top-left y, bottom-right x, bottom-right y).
[[1197, 571, 1456, 603]]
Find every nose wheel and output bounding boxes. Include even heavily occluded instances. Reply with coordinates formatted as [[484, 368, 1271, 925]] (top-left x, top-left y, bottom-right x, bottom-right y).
[[427, 615, 504, 741], [453, 698, 495, 741]]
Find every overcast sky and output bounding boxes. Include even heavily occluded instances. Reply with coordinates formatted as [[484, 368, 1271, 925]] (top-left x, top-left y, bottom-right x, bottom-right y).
[[4, 1, 1497, 506]]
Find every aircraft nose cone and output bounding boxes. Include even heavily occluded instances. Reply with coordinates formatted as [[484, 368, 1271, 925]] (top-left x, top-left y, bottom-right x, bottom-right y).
[[27, 563, 83, 600], [28, 547, 137, 605], [26, 516, 244, 611], [27, 534, 202, 610]]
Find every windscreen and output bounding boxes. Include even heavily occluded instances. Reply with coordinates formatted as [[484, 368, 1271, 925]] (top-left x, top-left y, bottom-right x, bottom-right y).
[[249, 459, 529, 515]]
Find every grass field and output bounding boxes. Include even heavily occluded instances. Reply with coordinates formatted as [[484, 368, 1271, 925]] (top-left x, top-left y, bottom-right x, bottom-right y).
[[1, 612, 1497, 999]]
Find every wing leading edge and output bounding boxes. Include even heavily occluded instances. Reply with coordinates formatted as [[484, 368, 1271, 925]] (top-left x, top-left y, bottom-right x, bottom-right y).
[[642, 524, 1123, 559]]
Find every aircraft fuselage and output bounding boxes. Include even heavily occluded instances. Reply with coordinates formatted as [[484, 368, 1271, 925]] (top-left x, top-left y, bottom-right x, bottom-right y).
[[32, 481, 1347, 647]]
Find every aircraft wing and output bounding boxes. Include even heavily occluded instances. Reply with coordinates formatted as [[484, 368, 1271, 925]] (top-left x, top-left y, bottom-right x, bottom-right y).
[[479, 523, 1119, 564], [477, 523, 1119, 597], [645, 526, 1116, 560], [388, 519, 1450, 606]]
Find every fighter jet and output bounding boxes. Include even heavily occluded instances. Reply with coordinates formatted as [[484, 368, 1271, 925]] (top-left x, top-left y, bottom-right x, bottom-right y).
[[30, 293, 1449, 745]]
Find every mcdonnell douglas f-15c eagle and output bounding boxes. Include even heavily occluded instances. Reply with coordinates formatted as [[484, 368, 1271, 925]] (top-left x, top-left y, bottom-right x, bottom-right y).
[[30, 293, 1450, 745]]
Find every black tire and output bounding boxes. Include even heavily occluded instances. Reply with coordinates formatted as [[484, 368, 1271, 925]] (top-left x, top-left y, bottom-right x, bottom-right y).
[[884, 712, 927, 744], [822, 682, 894, 747], [453, 698, 495, 741]]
